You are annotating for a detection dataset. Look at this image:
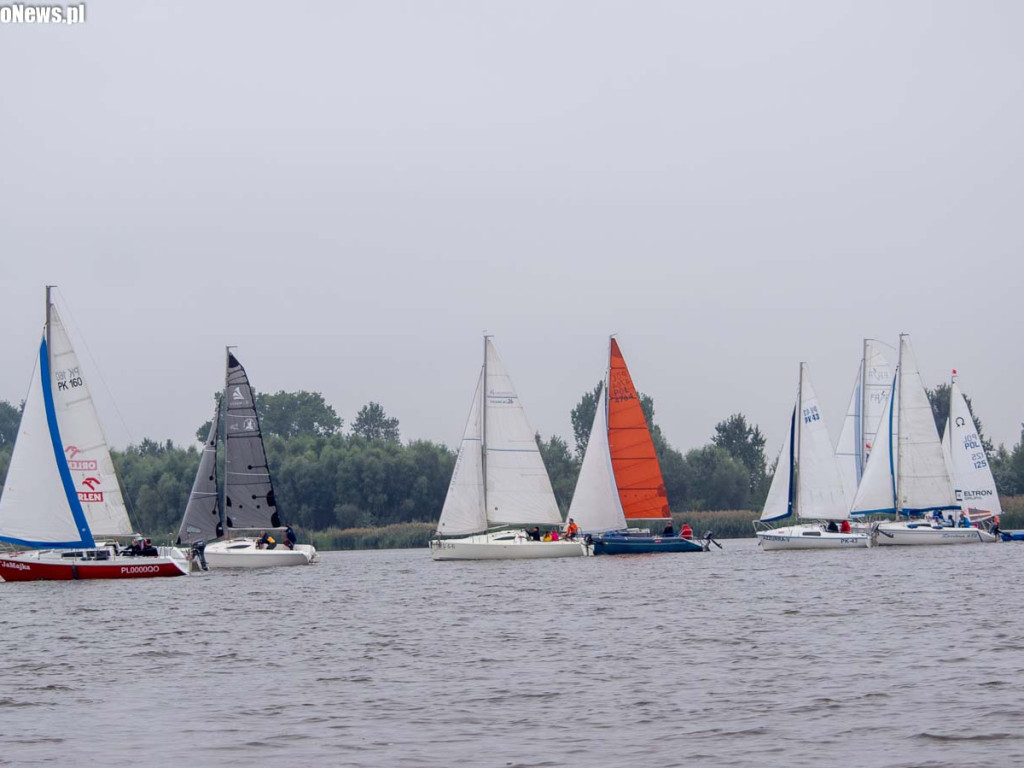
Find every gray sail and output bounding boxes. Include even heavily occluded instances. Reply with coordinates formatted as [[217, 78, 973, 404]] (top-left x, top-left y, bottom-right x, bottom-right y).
[[176, 404, 223, 545], [223, 351, 280, 530]]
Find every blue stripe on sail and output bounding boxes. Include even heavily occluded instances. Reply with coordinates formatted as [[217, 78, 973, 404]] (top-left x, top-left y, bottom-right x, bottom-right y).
[[0, 533, 94, 548], [786, 406, 796, 518], [900, 505, 960, 516], [850, 507, 898, 516], [887, 370, 897, 510], [40, 338, 95, 548]]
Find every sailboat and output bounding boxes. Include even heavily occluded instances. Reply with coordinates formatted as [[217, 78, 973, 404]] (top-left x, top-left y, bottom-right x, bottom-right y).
[[567, 337, 706, 555], [834, 339, 893, 508], [0, 288, 189, 581], [177, 350, 318, 567], [942, 375, 1002, 527], [755, 363, 871, 550], [429, 337, 589, 560], [850, 335, 995, 545]]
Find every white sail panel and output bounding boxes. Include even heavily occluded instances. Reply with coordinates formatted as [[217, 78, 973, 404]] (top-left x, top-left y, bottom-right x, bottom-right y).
[[851, 379, 897, 515], [567, 382, 625, 532], [862, 340, 893, 468], [795, 365, 848, 521], [47, 306, 133, 537], [947, 381, 1001, 516], [482, 340, 561, 527], [834, 368, 862, 509], [0, 341, 91, 546], [896, 338, 956, 514], [761, 407, 794, 522], [436, 370, 487, 536]]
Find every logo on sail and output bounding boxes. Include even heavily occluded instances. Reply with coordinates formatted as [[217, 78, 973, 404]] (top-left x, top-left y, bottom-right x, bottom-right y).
[[232, 386, 246, 402], [65, 446, 98, 471], [78, 476, 104, 503]]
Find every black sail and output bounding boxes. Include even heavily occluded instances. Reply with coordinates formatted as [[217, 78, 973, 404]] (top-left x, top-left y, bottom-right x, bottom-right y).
[[176, 405, 223, 544], [223, 351, 281, 530]]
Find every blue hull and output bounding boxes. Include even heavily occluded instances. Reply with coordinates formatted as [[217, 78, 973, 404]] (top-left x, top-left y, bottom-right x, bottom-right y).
[[999, 530, 1024, 542], [592, 535, 705, 555]]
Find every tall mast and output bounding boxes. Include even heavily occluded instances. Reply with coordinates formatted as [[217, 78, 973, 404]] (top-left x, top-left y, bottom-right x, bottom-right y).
[[895, 333, 905, 515], [859, 338, 868, 479], [44, 285, 54, 362], [481, 334, 490, 514], [793, 363, 804, 517]]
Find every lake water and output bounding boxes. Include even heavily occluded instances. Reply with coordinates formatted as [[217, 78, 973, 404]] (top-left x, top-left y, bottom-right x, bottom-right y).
[[1, 539, 1022, 767]]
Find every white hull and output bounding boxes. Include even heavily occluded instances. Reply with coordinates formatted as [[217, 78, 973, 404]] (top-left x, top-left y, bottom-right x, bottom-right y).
[[203, 538, 317, 568], [757, 524, 871, 551], [875, 522, 995, 546], [430, 531, 590, 560]]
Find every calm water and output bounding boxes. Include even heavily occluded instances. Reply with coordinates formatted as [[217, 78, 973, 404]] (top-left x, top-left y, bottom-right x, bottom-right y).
[[1, 539, 1022, 767]]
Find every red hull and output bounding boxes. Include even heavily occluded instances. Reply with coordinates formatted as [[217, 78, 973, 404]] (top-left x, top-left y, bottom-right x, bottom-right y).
[[0, 554, 187, 581]]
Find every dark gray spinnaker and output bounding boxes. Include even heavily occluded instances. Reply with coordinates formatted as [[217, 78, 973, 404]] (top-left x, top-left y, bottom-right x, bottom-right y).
[[176, 405, 223, 545], [223, 351, 281, 530]]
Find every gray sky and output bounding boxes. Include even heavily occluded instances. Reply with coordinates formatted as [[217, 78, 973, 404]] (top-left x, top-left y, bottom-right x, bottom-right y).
[[2, 1, 1022, 458]]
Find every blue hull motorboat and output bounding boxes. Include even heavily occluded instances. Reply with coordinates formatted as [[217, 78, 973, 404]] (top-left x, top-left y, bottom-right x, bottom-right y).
[[592, 532, 707, 555]]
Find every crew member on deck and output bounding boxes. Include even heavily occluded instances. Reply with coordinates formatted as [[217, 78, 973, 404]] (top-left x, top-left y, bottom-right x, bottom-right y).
[[565, 518, 579, 540], [680, 523, 693, 540]]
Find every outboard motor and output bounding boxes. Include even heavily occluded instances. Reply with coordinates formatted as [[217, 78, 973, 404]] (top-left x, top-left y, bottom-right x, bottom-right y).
[[190, 540, 209, 572]]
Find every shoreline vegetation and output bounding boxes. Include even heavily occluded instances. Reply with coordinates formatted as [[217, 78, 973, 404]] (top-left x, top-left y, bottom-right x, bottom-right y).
[[3, 389, 1023, 550], [305, 499, 1024, 551]]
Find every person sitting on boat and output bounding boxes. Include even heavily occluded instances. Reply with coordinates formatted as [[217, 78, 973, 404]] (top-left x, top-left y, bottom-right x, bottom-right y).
[[126, 534, 145, 556], [284, 525, 297, 550], [992, 515, 1001, 537], [840, 519, 851, 533], [564, 518, 580, 540], [680, 523, 693, 540], [542, 531, 552, 542], [663, 522, 675, 535], [527, 526, 541, 541], [958, 512, 970, 528], [550, 529, 559, 541], [826, 520, 839, 533]]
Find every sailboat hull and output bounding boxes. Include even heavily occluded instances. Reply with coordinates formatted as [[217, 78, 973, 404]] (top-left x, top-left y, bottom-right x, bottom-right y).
[[592, 533, 706, 555], [430, 531, 590, 560], [874, 522, 995, 546], [0, 547, 189, 581], [202, 538, 318, 568], [756, 524, 871, 550]]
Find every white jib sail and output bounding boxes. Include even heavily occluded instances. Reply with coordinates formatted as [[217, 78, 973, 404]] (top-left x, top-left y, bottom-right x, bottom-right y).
[[835, 340, 892, 508], [0, 340, 89, 546], [567, 382, 626, 532], [850, 374, 898, 515], [482, 339, 562, 527], [436, 369, 487, 536], [760, 407, 794, 522], [47, 305, 133, 537], [895, 337, 956, 513], [947, 380, 1001, 516], [795, 365, 848, 521], [835, 366, 862, 509]]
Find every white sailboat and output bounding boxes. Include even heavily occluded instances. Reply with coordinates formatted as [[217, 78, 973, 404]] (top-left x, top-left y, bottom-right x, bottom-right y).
[[755, 363, 871, 550], [834, 339, 893, 508], [178, 350, 318, 568], [942, 375, 1002, 525], [430, 337, 589, 560], [0, 288, 189, 581], [850, 335, 994, 545]]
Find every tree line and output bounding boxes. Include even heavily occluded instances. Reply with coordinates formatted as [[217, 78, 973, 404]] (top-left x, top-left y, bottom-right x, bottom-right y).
[[1, 386, 1023, 538]]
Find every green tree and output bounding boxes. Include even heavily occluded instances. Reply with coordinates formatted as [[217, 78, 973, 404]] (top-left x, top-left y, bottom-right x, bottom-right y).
[[259, 390, 342, 438], [681, 445, 751, 510], [537, 432, 579, 512], [0, 400, 22, 448], [570, 383, 602, 459], [351, 402, 400, 443], [712, 413, 767, 501]]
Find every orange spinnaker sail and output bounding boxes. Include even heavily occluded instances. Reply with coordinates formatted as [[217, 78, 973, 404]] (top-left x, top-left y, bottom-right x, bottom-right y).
[[607, 339, 670, 520]]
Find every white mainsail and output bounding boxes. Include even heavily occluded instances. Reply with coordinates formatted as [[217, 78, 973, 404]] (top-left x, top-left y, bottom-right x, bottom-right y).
[[435, 339, 560, 536], [47, 305, 132, 537], [761, 364, 847, 523], [795, 365, 849, 520], [436, 369, 487, 536], [946, 380, 1001, 517], [482, 340, 561, 527], [567, 382, 626, 533], [850, 336, 956, 516], [835, 340, 892, 507]]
